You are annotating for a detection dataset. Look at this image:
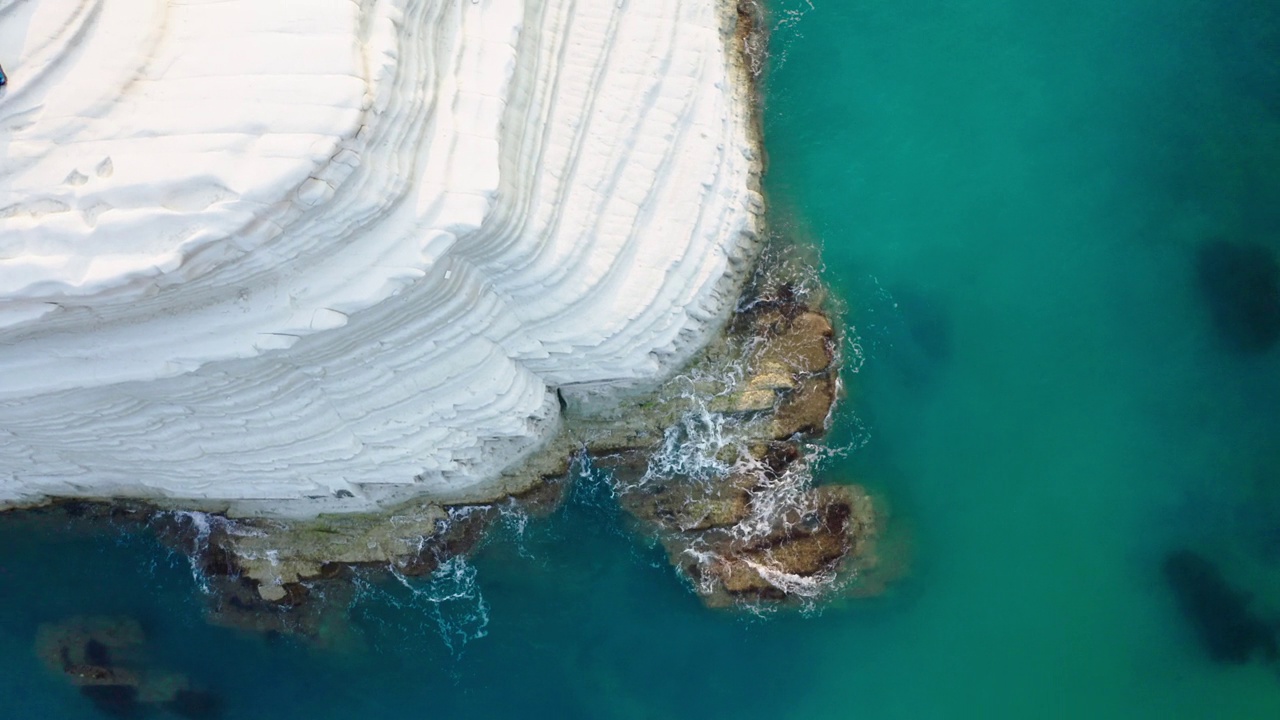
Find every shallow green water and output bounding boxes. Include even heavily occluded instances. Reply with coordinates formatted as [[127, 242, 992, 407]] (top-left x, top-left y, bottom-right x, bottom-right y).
[[763, 0, 1280, 714], [3, 0, 1280, 717]]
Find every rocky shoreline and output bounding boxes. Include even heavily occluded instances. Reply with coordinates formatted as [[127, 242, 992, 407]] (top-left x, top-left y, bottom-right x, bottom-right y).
[[593, 250, 886, 608], [12, 242, 893, 638], [2, 2, 898, 637]]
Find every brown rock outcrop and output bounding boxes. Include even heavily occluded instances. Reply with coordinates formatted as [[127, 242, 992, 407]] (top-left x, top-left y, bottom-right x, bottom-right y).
[[612, 291, 884, 608]]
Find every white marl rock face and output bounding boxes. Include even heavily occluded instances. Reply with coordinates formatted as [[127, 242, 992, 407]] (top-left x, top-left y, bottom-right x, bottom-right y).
[[0, 0, 761, 515]]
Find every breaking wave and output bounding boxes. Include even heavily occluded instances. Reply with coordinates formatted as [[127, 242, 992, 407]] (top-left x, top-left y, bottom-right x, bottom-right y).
[[353, 555, 490, 655]]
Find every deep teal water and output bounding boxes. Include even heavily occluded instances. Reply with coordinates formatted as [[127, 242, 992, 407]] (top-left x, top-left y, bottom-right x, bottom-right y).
[[4, 0, 1280, 717]]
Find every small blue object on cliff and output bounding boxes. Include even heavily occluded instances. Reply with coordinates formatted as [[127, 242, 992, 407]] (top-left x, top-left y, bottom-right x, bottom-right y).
[[0, 62, 7, 86]]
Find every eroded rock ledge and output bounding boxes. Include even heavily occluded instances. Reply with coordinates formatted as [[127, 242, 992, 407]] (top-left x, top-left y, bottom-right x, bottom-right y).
[[1, 1, 896, 630], [182, 248, 887, 628], [0, 0, 765, 516], [594, 257, 885, 608], [13, 246, 890, 635]]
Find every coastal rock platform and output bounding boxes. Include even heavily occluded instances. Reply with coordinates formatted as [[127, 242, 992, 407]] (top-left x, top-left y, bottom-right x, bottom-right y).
[[0, 0, 763, 517]]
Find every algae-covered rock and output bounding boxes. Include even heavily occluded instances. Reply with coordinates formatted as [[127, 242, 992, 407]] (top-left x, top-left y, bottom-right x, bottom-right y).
[[218, 503, 451, 601], [608, 291, 886, 609], [771, 374, 837, 439], [673, 482, 879, 607], [716, 309, 836, 418], [619, 472, 755, 532]]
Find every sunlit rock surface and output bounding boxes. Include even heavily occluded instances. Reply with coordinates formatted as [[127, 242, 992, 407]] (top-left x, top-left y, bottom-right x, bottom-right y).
[[0, 0, 762, 515]]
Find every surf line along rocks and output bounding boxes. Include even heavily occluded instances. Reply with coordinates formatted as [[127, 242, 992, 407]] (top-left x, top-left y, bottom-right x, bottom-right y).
[[589, 283, 884, 608], [153, 279, 883, 632], [179, 282, 884, 626], [19, 279, 882, 638], [165, 278, 884, 630], [17, 257, 884, 638]]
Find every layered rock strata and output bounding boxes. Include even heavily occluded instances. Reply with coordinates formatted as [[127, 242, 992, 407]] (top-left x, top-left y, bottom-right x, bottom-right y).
[[30, 255, 883, 625], [0, 0, 762, 516], [0, 0, 887, 615], [188, 271, 883, 616]]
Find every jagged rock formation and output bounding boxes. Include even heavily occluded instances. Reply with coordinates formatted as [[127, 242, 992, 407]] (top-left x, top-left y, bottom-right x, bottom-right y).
[[601, 280, 887, 608], [0, 0, 762, 516]]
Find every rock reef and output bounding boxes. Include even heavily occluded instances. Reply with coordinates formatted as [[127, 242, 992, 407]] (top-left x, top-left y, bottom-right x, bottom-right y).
[[1195, 240, 1280, 353], [1163, 549, 1279, 665], [35, 616, 222, 718], [161, 260, 883, 619]]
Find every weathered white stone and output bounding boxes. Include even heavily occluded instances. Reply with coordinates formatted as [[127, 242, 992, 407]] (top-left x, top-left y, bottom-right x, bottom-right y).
[[0, 0, 760, 516]]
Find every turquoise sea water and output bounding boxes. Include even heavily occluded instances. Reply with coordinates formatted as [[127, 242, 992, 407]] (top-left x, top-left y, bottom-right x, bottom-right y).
[[4, 0, 1280, 717]]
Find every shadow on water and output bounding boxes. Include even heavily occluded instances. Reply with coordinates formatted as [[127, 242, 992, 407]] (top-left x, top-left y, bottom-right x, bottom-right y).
[[1163, 548, 1279, 665], [79, 686, 141, 719], [843, 276, 953, 395], [1195, 239, 1280, 353], [162, 689, 224, 720], [891, 287, 952, 364]]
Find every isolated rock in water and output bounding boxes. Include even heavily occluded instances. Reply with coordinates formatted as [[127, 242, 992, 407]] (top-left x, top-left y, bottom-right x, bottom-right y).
[[686, 483, 877, 605], [1195, 240, 1280, 353], [614, 296, 884, 607], [35, 616, 145, 687], [35, 615, 217, 716], [1162, 549, 1279, 664], [0, 0, 762, 516]]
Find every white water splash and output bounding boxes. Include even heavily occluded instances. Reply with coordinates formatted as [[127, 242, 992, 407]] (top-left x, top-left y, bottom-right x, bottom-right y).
[[355, 555, 491, 655], [164, 510, 227, 594], [766, 0, 817, 72]]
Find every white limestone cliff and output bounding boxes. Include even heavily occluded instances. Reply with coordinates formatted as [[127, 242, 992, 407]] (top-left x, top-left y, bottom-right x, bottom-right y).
[[0, 0, 762, 516]]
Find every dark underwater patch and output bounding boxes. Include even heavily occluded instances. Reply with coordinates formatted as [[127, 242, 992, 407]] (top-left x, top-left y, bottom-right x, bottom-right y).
[[80, 685, 143, 719], [1195, 240, 1280, 353], [870, 285, 953, 391], [893, 288, 952, 363], [84, 638, 111, 667], [162, 689, 224, 720], [1162, 548, 1278, 664]]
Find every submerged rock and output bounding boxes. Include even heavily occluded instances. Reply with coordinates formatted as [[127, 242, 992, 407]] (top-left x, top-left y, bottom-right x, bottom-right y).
[[35, 616, 145, 687], [893, 287, 952, 363], [1195, 240, 1280, 353], [80, 685, 143, 719], [871, 285, 952, 391], [35, 615, 221, 717], [163, 690, 224, 720], [1163, 549, 1279, 664]]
